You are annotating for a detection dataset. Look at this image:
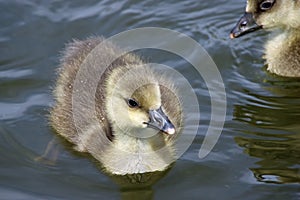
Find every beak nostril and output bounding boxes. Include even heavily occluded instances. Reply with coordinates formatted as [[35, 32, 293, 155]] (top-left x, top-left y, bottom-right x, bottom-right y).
[[151, 111, 163, 127], [241, 21, 247, 27]]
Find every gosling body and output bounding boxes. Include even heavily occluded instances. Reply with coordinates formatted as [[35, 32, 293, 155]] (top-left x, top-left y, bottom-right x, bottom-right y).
[[50, 37, 182, 175]]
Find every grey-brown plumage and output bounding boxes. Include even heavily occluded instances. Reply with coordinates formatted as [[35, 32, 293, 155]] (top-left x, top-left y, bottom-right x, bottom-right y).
[[50, 37, 182, 175], [231, 0, 300, 77]]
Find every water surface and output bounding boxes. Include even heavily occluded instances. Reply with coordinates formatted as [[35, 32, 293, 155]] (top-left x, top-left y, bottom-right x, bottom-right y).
[[1, 0, 300, 199]]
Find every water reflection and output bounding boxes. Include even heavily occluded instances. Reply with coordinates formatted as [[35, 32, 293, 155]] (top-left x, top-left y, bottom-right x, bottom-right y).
[[233, 78, 300, 184], [109, 169, 171, 200]]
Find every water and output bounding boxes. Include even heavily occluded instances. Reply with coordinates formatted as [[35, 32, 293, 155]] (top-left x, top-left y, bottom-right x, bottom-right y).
[[1, 0, 300, 199]]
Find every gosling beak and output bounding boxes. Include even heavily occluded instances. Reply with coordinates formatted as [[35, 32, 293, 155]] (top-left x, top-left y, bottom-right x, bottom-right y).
[[145, 107, 175, 135], [230, 12, 262, 39]]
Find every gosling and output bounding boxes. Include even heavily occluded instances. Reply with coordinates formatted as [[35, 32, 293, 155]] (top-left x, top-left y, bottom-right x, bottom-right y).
[[50, 37, 182, 175], [230, 0, 300, 77]]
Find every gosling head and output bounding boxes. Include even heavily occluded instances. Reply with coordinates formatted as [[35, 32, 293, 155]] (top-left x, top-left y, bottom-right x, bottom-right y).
[[230, 0, 300, 38], [105, 66, 176, 139]]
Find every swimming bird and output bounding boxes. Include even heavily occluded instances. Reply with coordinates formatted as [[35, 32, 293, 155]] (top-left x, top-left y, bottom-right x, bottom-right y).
[[230, 0, 300, 77], [50, 37, 182, 175]]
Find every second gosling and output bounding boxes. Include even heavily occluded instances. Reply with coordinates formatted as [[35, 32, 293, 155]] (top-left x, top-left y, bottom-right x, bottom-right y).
[[231, 0, 300, 77]]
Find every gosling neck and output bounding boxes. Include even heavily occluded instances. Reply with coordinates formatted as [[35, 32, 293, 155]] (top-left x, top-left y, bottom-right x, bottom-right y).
[[112, 126, 168, 153], [265, 28, 300, 77]]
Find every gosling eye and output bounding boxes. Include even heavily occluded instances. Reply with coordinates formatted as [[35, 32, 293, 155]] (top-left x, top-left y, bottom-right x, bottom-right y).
[[127, 98, 140, 108], [259, 0, 275, 11]]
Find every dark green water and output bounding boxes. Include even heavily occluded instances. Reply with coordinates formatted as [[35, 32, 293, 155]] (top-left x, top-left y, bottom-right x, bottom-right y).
[[1, 0, 300, 199]]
